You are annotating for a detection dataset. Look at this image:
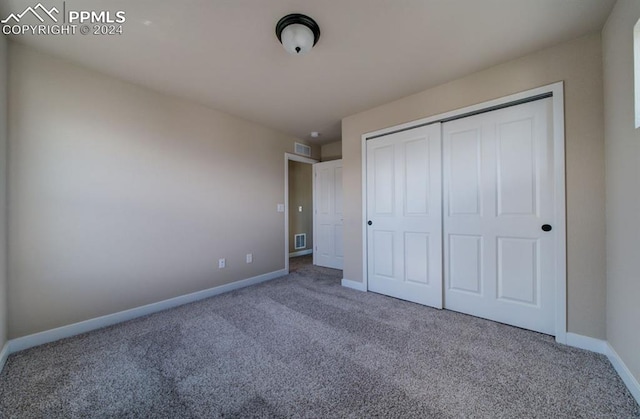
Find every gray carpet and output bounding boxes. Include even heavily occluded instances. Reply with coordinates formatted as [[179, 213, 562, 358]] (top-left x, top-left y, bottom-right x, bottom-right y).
[[0, 255, 638, 418]]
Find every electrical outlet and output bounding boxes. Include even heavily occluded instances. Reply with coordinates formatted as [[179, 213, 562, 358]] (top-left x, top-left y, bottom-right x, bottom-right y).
[[246, 253, 253, 264], [277, 204, 285, 212], [218, 258, 226, 269]]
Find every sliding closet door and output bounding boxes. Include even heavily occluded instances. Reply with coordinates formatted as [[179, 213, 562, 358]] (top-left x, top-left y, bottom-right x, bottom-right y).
[[366, 124, 443, 308], [443, 98, 555, 335]]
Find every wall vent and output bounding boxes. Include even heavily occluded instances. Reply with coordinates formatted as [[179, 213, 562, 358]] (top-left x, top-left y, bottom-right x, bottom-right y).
[[294, 233, 307, 249], [294, 142, 311, 157]]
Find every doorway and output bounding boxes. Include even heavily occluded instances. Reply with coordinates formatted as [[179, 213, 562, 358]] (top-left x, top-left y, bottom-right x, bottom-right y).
[[284, 153, 317, 273]]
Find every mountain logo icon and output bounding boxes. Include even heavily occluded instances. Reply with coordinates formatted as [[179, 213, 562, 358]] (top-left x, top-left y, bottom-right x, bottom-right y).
[[1, 3, 59, 24]]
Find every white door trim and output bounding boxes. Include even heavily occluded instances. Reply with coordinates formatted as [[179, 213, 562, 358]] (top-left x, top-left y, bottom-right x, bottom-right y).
[[360, 82, 567, 343], [284, 153, 318, 273]]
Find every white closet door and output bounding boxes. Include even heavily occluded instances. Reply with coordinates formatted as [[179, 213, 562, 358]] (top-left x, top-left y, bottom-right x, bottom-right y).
[[313, 160, 344, 269], [366, 124, 442, 308], [443, 98, 555, 334]]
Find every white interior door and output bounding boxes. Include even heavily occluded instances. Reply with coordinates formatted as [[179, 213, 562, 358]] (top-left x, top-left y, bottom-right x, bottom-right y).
[[366, 124, 443, 308], [313, 160, 344, 269], [443, 98, 555, 335]]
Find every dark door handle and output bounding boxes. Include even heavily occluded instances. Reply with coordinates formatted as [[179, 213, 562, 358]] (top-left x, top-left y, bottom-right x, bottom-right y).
[[367, 220, 373, 226], [541, 224, 552, 232]]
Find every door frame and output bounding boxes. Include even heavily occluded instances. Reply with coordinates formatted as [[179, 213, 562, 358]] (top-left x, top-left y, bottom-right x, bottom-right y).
[[360, 82, 567, 344], [284, 153, 318, 274]]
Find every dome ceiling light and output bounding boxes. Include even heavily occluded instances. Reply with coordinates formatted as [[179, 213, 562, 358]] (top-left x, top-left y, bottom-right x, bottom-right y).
[[275, 14, 320, 55]]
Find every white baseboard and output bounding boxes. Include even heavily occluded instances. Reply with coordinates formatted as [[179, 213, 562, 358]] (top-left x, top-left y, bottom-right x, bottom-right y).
[[7, 269, 287, 354], [341, 278, 367, 292], [607, 343, 640, 405], [565, 333, 639, 406], [289, 249, 312, 258], [0, 342, 9, 372], [565, 332, 608, 354]]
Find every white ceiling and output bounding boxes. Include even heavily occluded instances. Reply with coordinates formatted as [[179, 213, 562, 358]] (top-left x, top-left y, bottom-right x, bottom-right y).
[[2, 0, 615, 144]]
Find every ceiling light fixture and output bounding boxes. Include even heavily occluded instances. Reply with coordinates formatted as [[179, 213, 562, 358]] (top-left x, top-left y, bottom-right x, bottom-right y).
[[275, 14, 320, 55], [310, 132, 320, 138]]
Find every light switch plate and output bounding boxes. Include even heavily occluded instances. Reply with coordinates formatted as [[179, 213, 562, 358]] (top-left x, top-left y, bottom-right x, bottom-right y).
[[246, 253, 253, 264], [218, 258, 225, 268], [298, 206, 303, 212], [277, 204, 285, 212]]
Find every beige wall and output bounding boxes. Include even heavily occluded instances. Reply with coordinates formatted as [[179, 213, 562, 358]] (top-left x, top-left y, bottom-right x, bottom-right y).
[[342, 33, 606, 339], [0, 35, 7, 347], [320, 141, 342, 161], [288, 160, 313, 254], [602, 0, 640, 383], [7, 43, 313, 338]]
